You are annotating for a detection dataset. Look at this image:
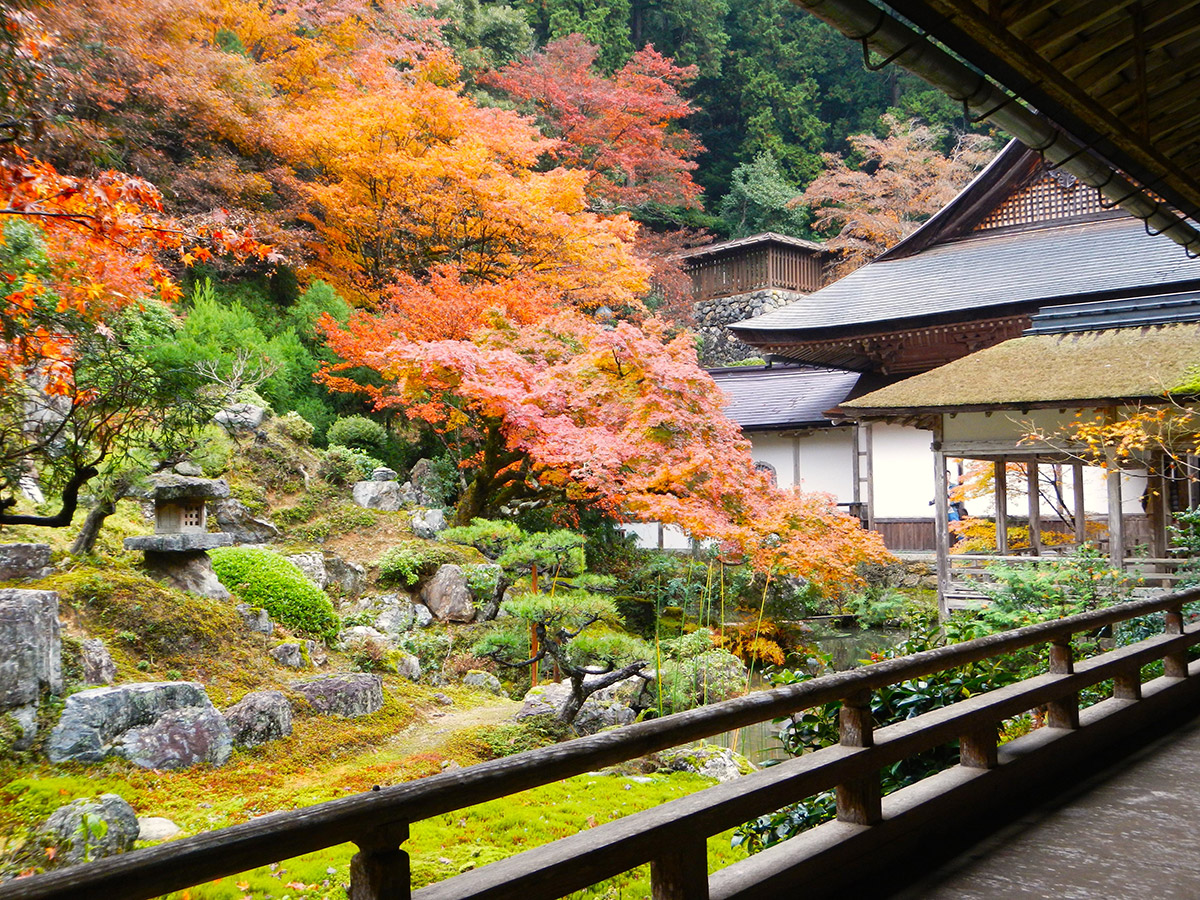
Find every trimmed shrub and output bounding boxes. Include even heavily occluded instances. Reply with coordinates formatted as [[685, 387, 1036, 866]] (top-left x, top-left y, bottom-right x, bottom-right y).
[[319, 445, 384, 485], [377, 541, 472, 587], [210, 547, 338, 640], [327, 415, 388, 453]]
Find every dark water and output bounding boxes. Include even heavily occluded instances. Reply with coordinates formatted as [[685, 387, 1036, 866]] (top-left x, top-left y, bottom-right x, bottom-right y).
[[703, 625, 909, 765]]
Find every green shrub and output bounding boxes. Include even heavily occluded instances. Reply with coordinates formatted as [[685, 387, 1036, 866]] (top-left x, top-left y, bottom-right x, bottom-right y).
[[327, 415, 388, 453], [377, 541, 471, 587], [440, 518, 524, 558], [463, 564, 501, 604], [209, 547, 338, 640], [320, 445, 385, 485], [277, 411, 316, 444]]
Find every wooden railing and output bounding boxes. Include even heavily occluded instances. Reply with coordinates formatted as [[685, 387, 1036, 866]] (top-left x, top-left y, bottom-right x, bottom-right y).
[[5, 587, 1200, 900]]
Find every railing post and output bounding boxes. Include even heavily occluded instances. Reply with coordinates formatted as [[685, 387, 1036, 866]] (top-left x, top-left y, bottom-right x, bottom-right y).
[[1113, 666, 1142, 701], [349, 822, 411, 900], [959, 724, 998, 769], [1164, 603, 1190, 678], [1046, 639, 1079, 730], [651, 835, 710, 900], [836, 689, 882, 825]]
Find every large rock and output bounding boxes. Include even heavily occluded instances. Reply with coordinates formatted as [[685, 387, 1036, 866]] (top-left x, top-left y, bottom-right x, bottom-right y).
[[41, 794, 139, 864], [269, 642, 308, 669], [407, 458, 440, 505], [214, 403, 266, 431], [236, 603, 273, 635], [657, 744, 755, 782], [413, 603, 434, 629], [223, 690, 292, 748], [48, 682, 232, 769], [214, 499, 280, 544], [0, 543, 52, 581], [371, 467, 398, 482], [291, 674, 383, 718], [142, 550, 230, 600], [419, 565, 475, 622], [325, 555, 366, 597], [137, 817, 181, 841], [80, 638, 116, 686], [285, 552, 327, 589], [0, 589, 61, 748], [516, 681, 636, 736], [352, 480, 407, 512], [462, 671, 503, 695], [410, 508, 447, 540]]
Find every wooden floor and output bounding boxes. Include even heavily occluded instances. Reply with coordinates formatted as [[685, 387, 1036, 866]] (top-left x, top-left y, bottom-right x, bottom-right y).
[[891, 711, 1200, 899]]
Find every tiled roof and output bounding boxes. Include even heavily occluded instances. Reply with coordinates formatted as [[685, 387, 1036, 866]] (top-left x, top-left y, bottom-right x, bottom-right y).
[[1025, 290, 1200, 335], [710, 366, 860, 429], [676, 232, 827, 260], [730, 217, 1200, 336]]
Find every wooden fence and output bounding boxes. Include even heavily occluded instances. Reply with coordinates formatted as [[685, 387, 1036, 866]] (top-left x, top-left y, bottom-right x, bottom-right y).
[[5, 587, 1200, 900]]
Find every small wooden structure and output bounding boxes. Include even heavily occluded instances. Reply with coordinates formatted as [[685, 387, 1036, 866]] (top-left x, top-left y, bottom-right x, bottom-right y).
[[678, 233, 830, 303]]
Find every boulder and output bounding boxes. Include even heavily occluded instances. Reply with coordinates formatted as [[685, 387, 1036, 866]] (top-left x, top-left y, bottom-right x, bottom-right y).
[[236, 603, 273, 635], [462, 671, 503, 695], [47, 682, 232, 769], [591, 673, 655, 711], [419, 565, 475, 622], [394, 652, 421, 682], [373, 600, 416, 636], [0, 543, 53, 581], [223, 690, 292, 748], [41, 794, 139, 864], [407, 458, 440, 505], [285, 552, 327, 589], [305, 640, 329, 667], [352, 480, 406, 512], [413, 603, 434, 629], [269, 642, 308, 669], [324, 555, 366, 597], [516, 681, 636, 736], [657, 744, 755, 782], [214, 499, 280, 544], [371, 466, 398, 482], [80, 638, 116, 686], [410, 507, 447, 540], [0, 589, 61, 748], [173, 461, 204, 477], [142, 550, 229, 600], [291, 674, 383, 718], [137, 816, 181, 841], [214, 403, 266, 431], [336, 625, 390, 651]]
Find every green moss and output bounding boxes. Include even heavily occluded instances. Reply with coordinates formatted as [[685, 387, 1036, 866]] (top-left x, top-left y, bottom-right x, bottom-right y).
[[377, 541, 476, 587]]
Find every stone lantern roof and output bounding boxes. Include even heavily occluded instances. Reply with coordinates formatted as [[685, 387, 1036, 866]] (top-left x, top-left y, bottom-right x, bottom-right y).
[[123, 475, 234, 554]]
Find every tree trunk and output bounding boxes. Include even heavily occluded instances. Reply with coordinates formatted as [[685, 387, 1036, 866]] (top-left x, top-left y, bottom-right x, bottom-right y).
[[70, 496, 116, 556]]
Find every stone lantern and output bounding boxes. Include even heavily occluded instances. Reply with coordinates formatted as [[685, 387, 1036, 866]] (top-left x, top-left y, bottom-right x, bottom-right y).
[[124, 475, 234, 598]]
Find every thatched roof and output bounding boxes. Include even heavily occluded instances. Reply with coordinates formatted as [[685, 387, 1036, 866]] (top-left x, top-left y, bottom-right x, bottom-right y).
[[840, 324, 1200, 414]]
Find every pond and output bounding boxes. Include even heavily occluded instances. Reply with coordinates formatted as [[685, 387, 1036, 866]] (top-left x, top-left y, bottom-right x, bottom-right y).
[[701, 623, 910, 766]]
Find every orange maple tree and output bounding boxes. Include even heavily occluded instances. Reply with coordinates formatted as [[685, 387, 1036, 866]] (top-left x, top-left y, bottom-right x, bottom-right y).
[[321, 296, 889, 587], [798, 116, 995, 274]]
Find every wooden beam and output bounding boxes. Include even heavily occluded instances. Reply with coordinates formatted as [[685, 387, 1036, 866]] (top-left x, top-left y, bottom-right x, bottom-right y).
[[934, 433, 951, 621], [1106, 452, 1125, 569], [1073, 461, 1087, 544], [1027, 459, 1042, 556], [995, 459, 1009, 555]]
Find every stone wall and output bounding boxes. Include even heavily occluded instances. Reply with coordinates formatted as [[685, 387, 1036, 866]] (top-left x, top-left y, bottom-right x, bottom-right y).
[[694, 289, 804, 367]]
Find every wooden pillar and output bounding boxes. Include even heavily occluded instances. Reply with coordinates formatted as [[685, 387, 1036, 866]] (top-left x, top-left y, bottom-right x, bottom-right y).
[[933, 427, 950, 621], [1072, 461, 1087, 544], [1046, 640, 1080, 730], [864, 423, 876, 532], [850, 424, 861, 507], [994, 459, 1009, 555], [349, 823, 411, 900], [651, 836, 710, 900], [1106, 449, 1125, 568], [959, 724, 999, 769], [1165, 604, 1189, 679], [1027, 459, 1042, 556], [836, 689, 881, 826], [1147, 451, 1169, 562]]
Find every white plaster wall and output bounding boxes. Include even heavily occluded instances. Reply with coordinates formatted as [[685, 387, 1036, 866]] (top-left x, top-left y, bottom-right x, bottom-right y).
[[618, 522, 693, 551], [746, 432, 799, 489], [746, 428, 855, 500], [872, 424, 937, 517]]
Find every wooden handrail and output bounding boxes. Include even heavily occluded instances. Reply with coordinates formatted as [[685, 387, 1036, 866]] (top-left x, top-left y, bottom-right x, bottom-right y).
[[5, 586, 1199, 900]]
